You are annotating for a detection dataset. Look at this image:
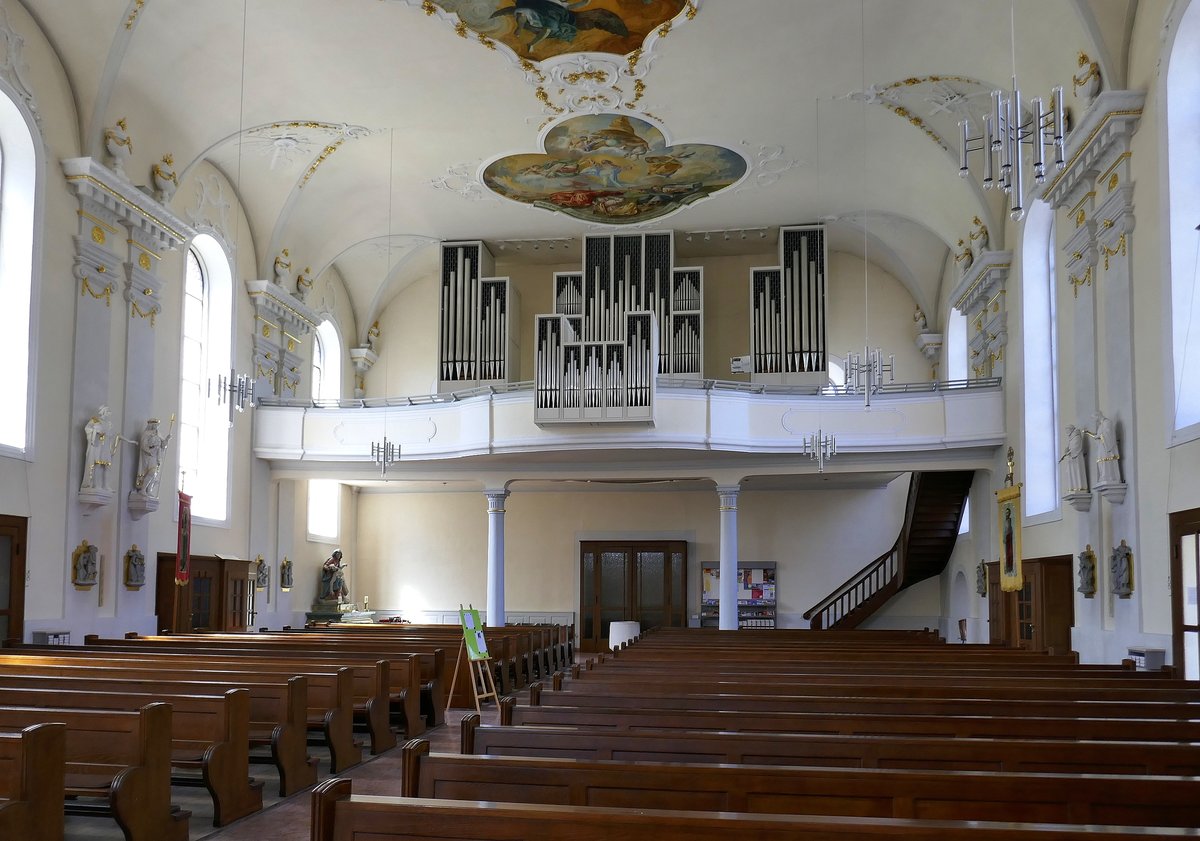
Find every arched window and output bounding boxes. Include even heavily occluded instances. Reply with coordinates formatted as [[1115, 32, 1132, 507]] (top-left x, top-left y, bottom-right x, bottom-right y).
[[1022, 200, 1059, 518], [0, 88, 39, 455], [1168, 0, 1200, 435], [177, 234, 232, 521], [946, 307, 970, 533], [312, 319, 342, 403]]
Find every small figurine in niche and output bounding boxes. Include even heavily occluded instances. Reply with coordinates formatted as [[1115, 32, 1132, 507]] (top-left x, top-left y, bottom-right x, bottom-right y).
[[1085, 411, 1121, 486], [72, 540, 99, 587], [1059, 423, 1089, 494], [133, 417, 173, 499], [152, 153, 178, 203], [255, 555, 269, 591], [124, 544, 146, 589], [273, 248, 292, 287], [1077, 544, 1097, 598], [280, 556, 293, 591], [319, 549, 349, 603], [104, 118, 133, 176], [1110, 539, 1134, 597]]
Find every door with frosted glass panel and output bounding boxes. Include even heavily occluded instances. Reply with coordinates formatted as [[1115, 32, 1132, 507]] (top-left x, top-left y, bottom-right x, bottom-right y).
[[1171, 508, 1200, 680], [0, 515, 27, 644], [579, 541, 686, 652]]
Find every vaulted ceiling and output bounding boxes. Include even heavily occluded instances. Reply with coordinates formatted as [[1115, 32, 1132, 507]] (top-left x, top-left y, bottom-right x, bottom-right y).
[[22, 0, 1133, 342]]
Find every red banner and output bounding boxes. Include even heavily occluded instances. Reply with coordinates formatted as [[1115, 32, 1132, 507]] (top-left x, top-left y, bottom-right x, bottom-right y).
[[176, 491, 192, 585]]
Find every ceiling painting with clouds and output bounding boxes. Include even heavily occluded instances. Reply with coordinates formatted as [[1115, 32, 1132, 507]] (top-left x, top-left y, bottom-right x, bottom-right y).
[[482, 113, 748, 224], [424, 0, 689, 62]]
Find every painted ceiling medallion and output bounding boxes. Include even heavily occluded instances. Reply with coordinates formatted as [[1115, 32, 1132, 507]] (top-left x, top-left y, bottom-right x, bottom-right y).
[[417, 0, 689, 61], [482, 113, 747, 224]]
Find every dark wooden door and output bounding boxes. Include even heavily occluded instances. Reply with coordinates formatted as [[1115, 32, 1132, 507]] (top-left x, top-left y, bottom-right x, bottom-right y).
[[1170, 507, 1200, 680], [579, 541, 686, 652], [156, 554, 253, 633], [0, 515, 27, 644], [986, 556, 1073, 653]]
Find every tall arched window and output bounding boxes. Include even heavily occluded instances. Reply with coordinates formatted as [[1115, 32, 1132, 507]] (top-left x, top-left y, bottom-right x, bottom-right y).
[[1168, 0, 1200, 436], [946, 307, 970, 533], [1022, 200, 1059, 518], [312, 318, 343, 403], [177, 234, 232, 521], [0, 87, 39, 455]]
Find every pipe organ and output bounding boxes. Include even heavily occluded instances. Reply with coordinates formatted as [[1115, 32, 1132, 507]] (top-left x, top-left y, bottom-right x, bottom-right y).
[[438, 241, 520, 392], [749, 225, 827, 385], [535, 231, 700, 424]]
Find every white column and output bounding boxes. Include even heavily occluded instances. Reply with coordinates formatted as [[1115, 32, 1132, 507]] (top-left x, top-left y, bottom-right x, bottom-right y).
[[717, 485, 740, 630], [485, 489, 509, 628]]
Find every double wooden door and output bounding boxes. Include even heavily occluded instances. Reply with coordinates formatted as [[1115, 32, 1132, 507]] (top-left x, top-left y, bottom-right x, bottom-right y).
[[579, 541, 687, 652], [986, 555, 1074, 653], [155, 554, 254, 633]]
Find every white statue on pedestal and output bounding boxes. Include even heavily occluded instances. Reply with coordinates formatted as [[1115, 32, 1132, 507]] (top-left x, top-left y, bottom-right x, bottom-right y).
[[133, 417, 173, 500], [1059, 424, 1088, 494], [81, 406, 115, 492], [1085, 411, 1121, 486]]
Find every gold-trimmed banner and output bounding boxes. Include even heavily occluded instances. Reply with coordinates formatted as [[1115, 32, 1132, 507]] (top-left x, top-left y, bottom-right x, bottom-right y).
[[996, 483, 1024, 592]]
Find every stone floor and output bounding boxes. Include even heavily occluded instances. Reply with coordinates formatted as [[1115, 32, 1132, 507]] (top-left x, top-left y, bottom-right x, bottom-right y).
[[63, 698, 510, 841]]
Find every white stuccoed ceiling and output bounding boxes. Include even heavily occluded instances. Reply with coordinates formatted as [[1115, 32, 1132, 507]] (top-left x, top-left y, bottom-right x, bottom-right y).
[[22, 0, 1129, 343]]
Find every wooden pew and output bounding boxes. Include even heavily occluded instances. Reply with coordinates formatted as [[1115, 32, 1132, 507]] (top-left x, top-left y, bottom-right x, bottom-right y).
[[0, 658, 316, 795], [500, 696, 1200, 741], [402, 739, 1200, 827], [0, 683, 262, 826], [310, 779, 1200, 841], [10, 647, 364, 772], [461, 716, 1200, 777], [528, 685, 1200, 722], [0, 723, 65, 841], [0, 702, 188, 841], [92, 633, 428, 737]]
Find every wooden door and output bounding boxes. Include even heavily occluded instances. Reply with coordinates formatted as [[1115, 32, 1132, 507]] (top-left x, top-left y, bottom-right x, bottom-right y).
[[156, 554, 253, 633], [0, 515, 26, 644], [1171, 507, 1200, 680], [986, 556, 1073, 653], [579, 541, 686, 652]]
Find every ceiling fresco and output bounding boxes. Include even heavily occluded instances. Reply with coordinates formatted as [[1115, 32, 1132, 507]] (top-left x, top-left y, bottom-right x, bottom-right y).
[[482, 113, 747, 224], [423, 0, 689, 62]]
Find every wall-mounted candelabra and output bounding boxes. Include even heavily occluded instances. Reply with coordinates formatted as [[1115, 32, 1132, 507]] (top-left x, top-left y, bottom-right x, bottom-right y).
[[804, 429, 837, 473], [747, 225, 827, 385], [438, 241, 520, 391], [371, 437, 399, 479], [845, 346, 894, 407], [535, 231, 697, 424]]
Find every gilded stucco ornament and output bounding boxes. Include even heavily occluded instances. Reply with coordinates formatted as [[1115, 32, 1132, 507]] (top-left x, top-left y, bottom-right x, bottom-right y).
[[152, 153, 178, 203], [104, 118, 134, 177]]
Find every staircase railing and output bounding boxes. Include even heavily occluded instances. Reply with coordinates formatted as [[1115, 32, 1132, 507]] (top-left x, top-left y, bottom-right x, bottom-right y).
[[803, 474, 922, 630]]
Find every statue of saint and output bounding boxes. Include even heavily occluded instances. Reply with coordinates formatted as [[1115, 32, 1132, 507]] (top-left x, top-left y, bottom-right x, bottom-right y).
[[133, 417, 173, 499], [1085, 411, 1121, 485], [255, 556, 270, 590], [1111, 539, 1133, 597], [81, 406, 115, 492], [280, 557, 293, 591], [1077, 545, 1096, 597], [125, 544, 146, 588], [1059, 424, 1088, 494], [73, 540, 98, 587], [975, 560, 987, 597], [320, 550, 349, 603]]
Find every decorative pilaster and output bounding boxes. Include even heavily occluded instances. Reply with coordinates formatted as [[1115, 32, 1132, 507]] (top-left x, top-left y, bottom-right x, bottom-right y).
[[950, 250, 1011, 381], [717, 485, 740, 631], [246, 280, 318, 398], [485, 489, 509, 628]]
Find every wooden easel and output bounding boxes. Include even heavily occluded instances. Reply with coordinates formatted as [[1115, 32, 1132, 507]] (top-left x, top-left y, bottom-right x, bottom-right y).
[[445, 605, 499, 715]]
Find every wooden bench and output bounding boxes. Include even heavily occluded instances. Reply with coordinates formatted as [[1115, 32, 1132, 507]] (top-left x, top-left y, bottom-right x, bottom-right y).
[[96, 633, 428, 738], [0, 658, 316, 795], [9, 647, 363, 773], [501, 696, 1200, 741], [0, 702, 188, 841], [310, 779, 1200, 841], [461, 716, 1200, 777], [402, 738, 1200, 826], [0, 723, 65, 841], [0, 683, 262, 826]]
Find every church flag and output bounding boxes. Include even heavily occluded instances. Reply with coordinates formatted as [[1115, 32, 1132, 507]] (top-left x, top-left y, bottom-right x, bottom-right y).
[[176, 491, 192, 585], [996, 483, 1023, 592]]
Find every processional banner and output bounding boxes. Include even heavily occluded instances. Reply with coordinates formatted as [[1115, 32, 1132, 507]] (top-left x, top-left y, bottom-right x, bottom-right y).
[[996, 483, 1023, 592], [176, 491, 192, 585]]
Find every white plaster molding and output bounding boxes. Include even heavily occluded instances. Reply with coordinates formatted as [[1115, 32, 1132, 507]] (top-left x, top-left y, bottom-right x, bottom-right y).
[[245, 279, 318, 336], [62, 157, 194, 251], [1096, 481, 1128, 505], [1041, 90, 1146, 209], [185, 174, 232, 242], [951, 250, 1011, 314], [0, 3, 40, 128]]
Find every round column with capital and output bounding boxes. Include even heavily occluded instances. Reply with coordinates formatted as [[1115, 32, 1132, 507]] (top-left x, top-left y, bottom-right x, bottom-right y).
[[485, 489, 509, 628], [717, 485, 741, 630]]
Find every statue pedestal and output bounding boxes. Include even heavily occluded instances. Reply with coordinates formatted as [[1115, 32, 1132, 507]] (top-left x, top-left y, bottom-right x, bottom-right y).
[[1062, 491, 1092, 513], [1095, 481, 1127, 505], [78, 487, 115, 511], [306, 598, 345, 626], [127, 492, 160, 519]]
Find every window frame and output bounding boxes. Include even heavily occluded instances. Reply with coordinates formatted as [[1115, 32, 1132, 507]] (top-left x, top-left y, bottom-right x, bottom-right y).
[[1020, 200, 1061, 523]]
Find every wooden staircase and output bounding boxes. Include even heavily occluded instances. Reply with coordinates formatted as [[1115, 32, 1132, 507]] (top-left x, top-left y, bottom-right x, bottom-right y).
[[804, 471, 974, 630]]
